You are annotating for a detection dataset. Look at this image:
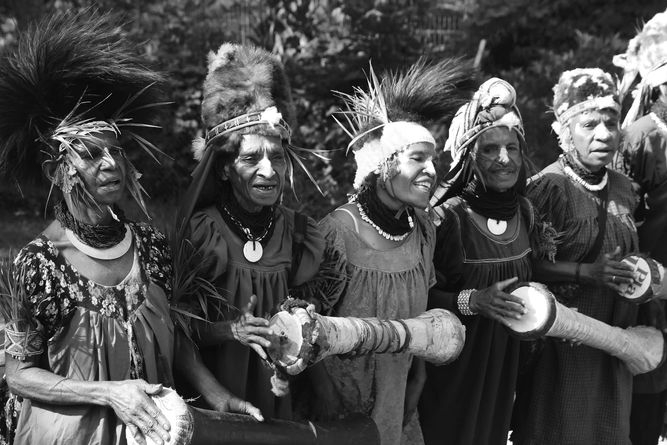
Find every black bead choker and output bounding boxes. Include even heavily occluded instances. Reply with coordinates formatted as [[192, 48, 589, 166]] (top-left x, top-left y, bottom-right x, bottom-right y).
[[355, 180, 413, 236], [54, 201, 126, 248], [461, 178, 519, 220]]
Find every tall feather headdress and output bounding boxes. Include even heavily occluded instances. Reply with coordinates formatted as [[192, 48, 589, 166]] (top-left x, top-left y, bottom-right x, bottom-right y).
[[0, 10, 165, 216], [334, 58, 476, 189]]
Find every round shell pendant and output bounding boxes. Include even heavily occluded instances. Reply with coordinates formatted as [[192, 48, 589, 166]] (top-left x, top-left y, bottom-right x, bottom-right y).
[[487, 219, 508, 236], [243, 240, 263, 263]]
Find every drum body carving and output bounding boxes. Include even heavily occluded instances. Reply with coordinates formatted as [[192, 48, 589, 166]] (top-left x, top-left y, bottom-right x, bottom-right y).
[[267, 307, 466, 376], [127, 387, 380, 445], [505, 282, 665, 375]]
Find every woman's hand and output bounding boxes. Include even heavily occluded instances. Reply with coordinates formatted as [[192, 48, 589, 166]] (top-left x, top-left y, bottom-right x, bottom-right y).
[[581, 246, 635, 292], [210, 395, 264, 421], [106, 380, 171, 445], [469, 277, 526, 326], [230, 294, 274, 360]]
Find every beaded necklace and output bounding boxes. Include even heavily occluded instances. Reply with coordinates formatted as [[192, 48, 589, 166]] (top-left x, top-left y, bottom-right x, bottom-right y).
[[560, 155, 608, 192], [355, 201, 414, 242]]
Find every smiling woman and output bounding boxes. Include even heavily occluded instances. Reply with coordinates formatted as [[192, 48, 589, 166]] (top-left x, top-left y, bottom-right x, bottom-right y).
[[293, 58, 474, 445], [420, 78, 556, 445]]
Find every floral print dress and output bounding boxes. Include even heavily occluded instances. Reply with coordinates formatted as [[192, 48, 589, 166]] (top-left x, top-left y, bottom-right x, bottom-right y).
[[5, 223, 174, 445]]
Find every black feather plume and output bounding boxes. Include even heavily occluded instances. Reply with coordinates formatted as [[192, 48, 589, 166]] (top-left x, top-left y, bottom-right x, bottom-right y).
[[383, 57, 477, 125], [0, 9, 164, 186]]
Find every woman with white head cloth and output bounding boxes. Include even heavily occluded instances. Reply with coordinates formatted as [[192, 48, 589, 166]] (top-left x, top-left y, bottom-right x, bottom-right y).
[[294, 59, 473, 445], [418, 78, 556, 445]]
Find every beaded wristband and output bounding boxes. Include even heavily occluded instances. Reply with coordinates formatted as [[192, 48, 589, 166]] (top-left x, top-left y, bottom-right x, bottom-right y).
[[457, 289, 478, 316]]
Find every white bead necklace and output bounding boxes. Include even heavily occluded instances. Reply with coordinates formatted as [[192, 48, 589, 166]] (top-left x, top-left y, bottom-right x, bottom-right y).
[[562, 163, 608, 191], [356, 202, 414, 242]]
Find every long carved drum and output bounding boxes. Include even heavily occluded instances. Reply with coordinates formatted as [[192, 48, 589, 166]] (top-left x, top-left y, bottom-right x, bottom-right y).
[[267, 307, 466, 375], [505, 282, 665, 375], [127, 387, 379, 445], [617, 254, 667, 303]]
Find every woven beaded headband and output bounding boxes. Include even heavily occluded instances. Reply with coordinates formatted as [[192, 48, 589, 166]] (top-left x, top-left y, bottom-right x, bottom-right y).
[[205, 106, 292, 147], [556, 96, 621, 124]]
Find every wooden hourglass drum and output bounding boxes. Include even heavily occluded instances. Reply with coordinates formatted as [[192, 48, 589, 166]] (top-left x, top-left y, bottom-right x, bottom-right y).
[[505, 281, 665, 375], [127, 387, 379, 445], [266, 307, 466, 375]]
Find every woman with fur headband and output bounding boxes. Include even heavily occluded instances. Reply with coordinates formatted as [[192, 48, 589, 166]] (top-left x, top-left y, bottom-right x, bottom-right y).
[[0, 12, 261, 445], [294, 60, 473, 445], [511, 68, 640, 445], [175, 43, 325, 420]]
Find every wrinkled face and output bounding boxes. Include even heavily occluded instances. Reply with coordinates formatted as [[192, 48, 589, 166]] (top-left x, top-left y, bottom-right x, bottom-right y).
[[568, 108, 620, 171], [224, 134, 287, 212], [474, 126, 522, 192], [68, 132, 127, 205], [383, 142, 436, 209]]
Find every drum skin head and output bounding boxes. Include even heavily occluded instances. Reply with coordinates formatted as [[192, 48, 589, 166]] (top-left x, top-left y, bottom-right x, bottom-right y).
[[505, 282, 557, 340], [618, 255, 658, 303], [267, 312, 303, 367]]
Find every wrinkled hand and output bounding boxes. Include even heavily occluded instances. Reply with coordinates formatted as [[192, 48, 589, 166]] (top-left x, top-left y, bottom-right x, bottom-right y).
[[469, 277, 525, 327], [211, 395, 264, 422], [108, 380, 170, 445], [583, 246, 635, 292], [231, 294, 273, 360]]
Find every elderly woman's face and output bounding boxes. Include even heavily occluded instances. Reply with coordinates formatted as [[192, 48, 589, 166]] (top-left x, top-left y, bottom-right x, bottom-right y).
[[68, 132, 127, 205], [568, 108, 620, 171], [224, 134, 286, 212], [383, 142, 436, 209], [474, 126, 522, 192]]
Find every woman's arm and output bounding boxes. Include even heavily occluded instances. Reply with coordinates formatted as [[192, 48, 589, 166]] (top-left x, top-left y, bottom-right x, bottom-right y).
[[533, 246, 634, 292], [5, 354, 171, 445], [173, 330, 263, 421]]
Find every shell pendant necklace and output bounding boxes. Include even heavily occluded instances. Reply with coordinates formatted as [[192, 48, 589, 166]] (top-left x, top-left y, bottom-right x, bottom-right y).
[[221, 206, 274, 263], [486, 219, 508, 235]]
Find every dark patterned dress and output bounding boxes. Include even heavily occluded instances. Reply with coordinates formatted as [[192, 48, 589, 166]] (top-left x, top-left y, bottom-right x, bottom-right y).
[[186, 205, 324, 419], [512, 160, 639, 445], [419, 196, 534, 445], [6, 223, 174, 445]]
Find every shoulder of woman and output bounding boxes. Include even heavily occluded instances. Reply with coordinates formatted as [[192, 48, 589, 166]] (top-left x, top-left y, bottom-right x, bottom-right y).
[[325, 203, 358, 232]]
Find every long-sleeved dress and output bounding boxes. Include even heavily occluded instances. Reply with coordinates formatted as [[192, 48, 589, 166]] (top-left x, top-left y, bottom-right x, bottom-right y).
[[186, 205, 324, 419], [8, 223, 175, 445], [419, 195, 536, 445], [512, 159, 639, 445], [299, 207, 436, 445]]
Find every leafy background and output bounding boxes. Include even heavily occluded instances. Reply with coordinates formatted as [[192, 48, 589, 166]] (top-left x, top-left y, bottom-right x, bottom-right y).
[[0, 0, 665, 250]]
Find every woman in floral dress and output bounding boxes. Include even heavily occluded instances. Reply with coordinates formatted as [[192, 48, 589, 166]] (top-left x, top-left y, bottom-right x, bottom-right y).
[[0, 12, 258, 445]]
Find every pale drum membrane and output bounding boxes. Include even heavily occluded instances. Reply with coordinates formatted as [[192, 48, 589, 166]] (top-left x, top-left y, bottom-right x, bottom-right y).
[[504, 283, 665, 375]]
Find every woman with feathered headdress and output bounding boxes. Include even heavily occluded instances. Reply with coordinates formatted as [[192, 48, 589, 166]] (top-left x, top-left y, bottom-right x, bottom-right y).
[[418, 78, 556, 445], [0, 11, 260, 445], [293, 59, 474, 445]]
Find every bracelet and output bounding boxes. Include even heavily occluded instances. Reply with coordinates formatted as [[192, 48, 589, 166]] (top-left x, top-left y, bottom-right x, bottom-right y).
[[575, 263, 582, 284], [457, 289, 478, 316]]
